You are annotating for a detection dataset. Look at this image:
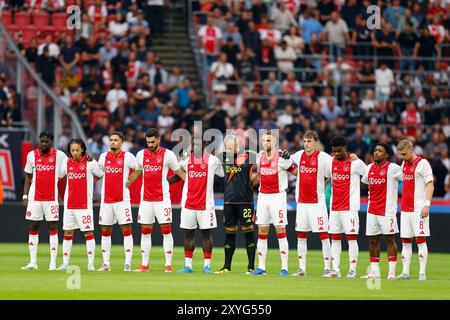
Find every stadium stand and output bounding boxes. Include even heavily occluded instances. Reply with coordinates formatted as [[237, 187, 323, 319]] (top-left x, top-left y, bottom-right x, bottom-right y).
[[1, 0, 450, 198]]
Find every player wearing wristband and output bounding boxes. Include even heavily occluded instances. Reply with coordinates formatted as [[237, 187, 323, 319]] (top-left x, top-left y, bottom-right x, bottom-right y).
[[396, 139, 434, 281]]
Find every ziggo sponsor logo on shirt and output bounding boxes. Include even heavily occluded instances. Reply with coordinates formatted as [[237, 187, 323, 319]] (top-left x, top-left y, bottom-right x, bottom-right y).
[[368, 177, 386, 185], [188, 171, 207, 178], [260, 168, 277, 175], [332, 173, 350, 181], [299, 166, 317, 174], [36, 164, 55, 171], [403, 174, 414, 181], [104, 166, 123, 174], [67, 172, 86, 180], [144, 165, 163, 172]]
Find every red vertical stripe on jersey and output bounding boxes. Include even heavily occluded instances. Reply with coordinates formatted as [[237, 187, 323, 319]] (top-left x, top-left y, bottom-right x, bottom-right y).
[[367, 161, 390, 216], [34, 148, 57, 201], [298, 150, 319, 203], [259, 152, 280, 194], [185, 153, 209, 210], [143, 148, 166, 202], [331, 157, 351, 211], [205, 27, 217, 54], [104, 151, 125, 203], [401, 157, 422, 213], [67, 157, 88, 209]]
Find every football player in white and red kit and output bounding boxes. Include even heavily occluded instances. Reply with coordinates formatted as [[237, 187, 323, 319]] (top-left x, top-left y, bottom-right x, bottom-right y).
[[97, 132, 137, 272], [328, 136, 366, 278], [22, 131, 67, 270], [57, 139, 104, 271], [126, 128, 186, 273], [290, 131, 333, 277], [252, 130, 296, 276], [361, 143, 402, 279], [169, 138, 224, 273], [396, 140, 434, 281]]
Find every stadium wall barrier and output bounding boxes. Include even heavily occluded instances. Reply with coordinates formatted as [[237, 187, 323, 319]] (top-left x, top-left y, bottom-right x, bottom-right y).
[[1, 203, 449, 253]]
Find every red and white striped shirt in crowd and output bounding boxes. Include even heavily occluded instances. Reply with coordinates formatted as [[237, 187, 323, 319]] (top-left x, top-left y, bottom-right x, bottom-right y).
[[98, 150, 136, 203], [259, 28, 282, 47], [198, 25, 222, 55], [401, 156, 433, 213], [291, 150, 332, 204], [256, 151, 293, 194], [135, 147, 180, 202], [60, 156, 104, 210], [180, 152, 224, 210], [329, 156, 366, 211], [88, 4, 107, 23], [362, 161, 403, 217], [24, 148, 67, 201]]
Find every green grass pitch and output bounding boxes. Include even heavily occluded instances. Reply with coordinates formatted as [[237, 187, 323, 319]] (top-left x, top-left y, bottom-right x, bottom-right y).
[[0, 243, 449, 299]]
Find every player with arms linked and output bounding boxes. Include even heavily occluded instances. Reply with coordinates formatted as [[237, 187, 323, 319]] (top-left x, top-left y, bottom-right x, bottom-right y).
[[22, 131, 67, 271], [215, 134, 257, 274]]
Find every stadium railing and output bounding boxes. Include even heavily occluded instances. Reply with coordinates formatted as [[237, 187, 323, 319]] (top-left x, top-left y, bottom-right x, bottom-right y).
[[0, 20, 87, 145]]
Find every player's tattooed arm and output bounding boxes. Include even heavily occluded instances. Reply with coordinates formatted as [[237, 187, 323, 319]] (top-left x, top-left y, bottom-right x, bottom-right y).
[[250, 173, 260, 188], [126, 169, 143, 188], [175, 168, 186, 181], [23, 173, 32, 207], [168, 171, 184, 184]]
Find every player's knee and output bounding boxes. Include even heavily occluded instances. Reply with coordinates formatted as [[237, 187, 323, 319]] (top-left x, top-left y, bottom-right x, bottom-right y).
[[161, 224, 172, 235], [84, 231, 94, 238], [29, 221, 40, 231], [185, 229, 195, 239], [369, 236, 379, 246], [384, 236, 395, 245], [48, 222, 57, 231], [64, 230, 74, 237], [241, 225, 253, 232], [275, 225, 286, 233], [201, 229, 211, 237], [258, 225, 269, 235]]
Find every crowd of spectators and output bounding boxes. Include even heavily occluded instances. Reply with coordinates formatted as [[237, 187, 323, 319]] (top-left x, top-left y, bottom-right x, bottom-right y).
[[2, 0, 450, 197], [1, 0, 204, 159], [192, 0, 450, 197]]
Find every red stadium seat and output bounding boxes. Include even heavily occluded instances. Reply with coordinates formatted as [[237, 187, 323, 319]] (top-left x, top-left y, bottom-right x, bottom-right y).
[[51, 12, 68, 29], [90, 111, 110, 129], [33, 11, 50, 28], [1, 10, 12, 26], [22, 26, 37, 47], [6, 24, 19, 36], [14, 12, 32, 28], [37, 26, 55, 38]]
